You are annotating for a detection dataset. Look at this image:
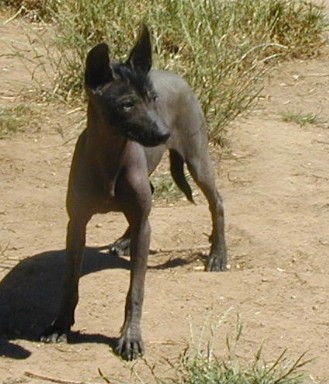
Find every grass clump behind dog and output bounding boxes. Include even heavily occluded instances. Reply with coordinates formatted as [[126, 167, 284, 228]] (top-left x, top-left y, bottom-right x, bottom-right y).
[[6, 0, 328, 144], [0, 103, 40, 138]]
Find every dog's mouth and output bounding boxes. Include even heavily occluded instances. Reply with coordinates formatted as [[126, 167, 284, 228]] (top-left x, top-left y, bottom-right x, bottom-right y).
[[126, 129, 170, 147]]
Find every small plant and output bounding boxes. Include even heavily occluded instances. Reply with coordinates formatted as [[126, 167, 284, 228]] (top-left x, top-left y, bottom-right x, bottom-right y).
[[127, 313, 312, 384], [281, 111, 325, 127], [167, 315, 310, 384], [167, 345, 310, 384], [0, 103, 39, 138]]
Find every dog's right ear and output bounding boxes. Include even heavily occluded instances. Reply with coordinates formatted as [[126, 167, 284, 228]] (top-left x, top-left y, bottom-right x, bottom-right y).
[[126, 25, 152, 74], [85, 43, 113, 90]]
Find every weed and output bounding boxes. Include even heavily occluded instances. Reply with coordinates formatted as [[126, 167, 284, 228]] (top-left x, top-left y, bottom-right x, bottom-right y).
[[167, 314, 310, 384], [281, 111, 325, 127], [166, 346, 310, 384], [0, 103, 39, 138], [125, 312, 313, 384]]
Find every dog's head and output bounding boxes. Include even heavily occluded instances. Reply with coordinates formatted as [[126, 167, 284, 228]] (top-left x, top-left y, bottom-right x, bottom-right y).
[[85, 25, 170, 147]]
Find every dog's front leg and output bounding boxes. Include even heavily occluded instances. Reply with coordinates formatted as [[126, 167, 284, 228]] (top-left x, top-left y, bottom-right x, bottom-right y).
[[116, 218, 150, 360], [41, 216, 88, 342]]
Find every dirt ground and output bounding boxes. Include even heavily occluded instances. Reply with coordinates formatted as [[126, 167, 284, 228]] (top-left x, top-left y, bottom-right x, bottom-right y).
[[1, 7, 329, 384]]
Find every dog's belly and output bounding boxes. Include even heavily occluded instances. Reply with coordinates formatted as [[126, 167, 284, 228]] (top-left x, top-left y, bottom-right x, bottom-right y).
[[91, 192, 123, 214], [67, 186, 123, 217], [95, 202, 121, 214]]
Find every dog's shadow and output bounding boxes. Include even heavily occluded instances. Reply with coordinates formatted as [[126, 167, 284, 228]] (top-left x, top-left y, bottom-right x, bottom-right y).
[[0, 246, 131, 357], [0, 245, 196, 359]]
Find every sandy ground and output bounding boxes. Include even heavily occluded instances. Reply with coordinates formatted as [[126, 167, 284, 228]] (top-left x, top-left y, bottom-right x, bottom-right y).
[[0, 7, 329, 384]]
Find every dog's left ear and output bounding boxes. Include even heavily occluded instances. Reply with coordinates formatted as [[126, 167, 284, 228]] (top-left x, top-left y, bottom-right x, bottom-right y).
[[126, 25, 152, 74], [85, 43, 113, 90]]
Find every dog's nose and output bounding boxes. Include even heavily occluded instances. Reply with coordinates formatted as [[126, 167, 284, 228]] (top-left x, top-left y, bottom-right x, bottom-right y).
[[159, 131, 170, 143]]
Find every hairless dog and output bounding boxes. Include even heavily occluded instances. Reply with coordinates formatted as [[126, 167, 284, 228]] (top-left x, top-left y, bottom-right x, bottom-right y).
[[41, 25, 227, 361]]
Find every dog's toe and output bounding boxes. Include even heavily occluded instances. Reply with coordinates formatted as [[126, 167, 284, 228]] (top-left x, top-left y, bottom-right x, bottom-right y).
[[109, 244, 130, 257], [109, 245, 122, 257], [40, 325, 69, 344], [41, 332, 68, 343], [206, 254, 227, 272], [116, 337, 144, 361]]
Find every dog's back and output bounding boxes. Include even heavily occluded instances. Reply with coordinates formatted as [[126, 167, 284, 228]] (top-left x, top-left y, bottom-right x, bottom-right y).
[[143, 69, 209, 202], [151, 70, 208, 153]]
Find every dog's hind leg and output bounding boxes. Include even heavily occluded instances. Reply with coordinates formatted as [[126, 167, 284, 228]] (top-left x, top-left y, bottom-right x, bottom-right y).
[[41, 215, 89, 342], [110, 227, 131, 256], [186, 153, 227, 271]]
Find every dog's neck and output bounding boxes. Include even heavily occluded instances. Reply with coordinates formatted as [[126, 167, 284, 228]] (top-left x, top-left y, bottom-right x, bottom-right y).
[[86, 102, 129, 198]]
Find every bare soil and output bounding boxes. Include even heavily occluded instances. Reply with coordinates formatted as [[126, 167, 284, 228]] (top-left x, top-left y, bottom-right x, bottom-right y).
[[0, 8, 329, 384]]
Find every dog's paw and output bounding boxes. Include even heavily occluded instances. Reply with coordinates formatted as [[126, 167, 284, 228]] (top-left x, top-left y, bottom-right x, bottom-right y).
[[40, 325, 69, 343], [109, 240, 130, 257], [206, 253, 227, 272], [116, 334, 144, 361]]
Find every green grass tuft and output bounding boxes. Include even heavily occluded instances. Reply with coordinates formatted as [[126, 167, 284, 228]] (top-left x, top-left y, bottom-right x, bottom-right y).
[[0, 103, 39, 138], [281, 111, 325, 127], [127, 314, 313, 384], [164, 347, 310, 384]]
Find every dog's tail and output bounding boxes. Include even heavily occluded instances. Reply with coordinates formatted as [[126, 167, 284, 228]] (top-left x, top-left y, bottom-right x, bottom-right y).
[[169, 150, 195, 204]]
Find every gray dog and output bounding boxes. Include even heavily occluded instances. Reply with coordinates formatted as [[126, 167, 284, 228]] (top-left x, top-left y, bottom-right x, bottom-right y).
[[41, 25, 227, 360]]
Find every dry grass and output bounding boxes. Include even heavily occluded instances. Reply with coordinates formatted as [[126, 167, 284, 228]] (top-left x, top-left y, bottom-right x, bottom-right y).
[[0, 103, 40, 138], [4, 0, 327, 144]]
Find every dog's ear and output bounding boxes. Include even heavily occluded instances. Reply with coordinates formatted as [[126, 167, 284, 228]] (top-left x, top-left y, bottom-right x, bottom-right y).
[[126, 25, 152, 74], [85, 43, 113, 89]]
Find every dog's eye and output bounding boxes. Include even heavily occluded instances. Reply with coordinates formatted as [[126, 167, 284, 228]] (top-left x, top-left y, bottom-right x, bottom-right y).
[[119, 102, 135, 112], [150, 93, 158, 103]]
